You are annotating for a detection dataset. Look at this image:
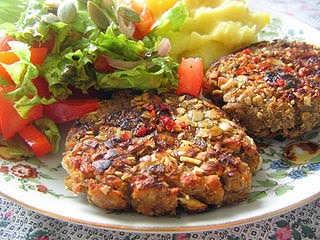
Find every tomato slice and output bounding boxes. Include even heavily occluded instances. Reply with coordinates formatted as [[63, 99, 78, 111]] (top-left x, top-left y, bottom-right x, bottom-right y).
[[33, 29, 55, 54], [30, 47, 48, 65], [127, 0, 156, 39], [43, 99, 100, 123], [18, 124, 53, 157], [0, 35, 16, 52], [176, 58, 204, 98], [32, 77, 52, 98], [0, 85, 43, 139], [94, 54, 115, 73]]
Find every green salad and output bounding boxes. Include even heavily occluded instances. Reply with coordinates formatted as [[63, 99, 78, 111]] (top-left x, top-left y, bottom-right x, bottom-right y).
[[4, 0, 189, 108], [0, 0, 188, 159]]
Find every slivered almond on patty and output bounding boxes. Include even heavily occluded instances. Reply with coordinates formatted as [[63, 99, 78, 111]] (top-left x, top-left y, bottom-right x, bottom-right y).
[[62, 91, 261, 216], [203, 39, 320, 138]]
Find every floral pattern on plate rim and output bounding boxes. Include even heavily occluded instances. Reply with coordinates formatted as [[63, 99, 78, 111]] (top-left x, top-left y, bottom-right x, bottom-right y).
[[0, 157, 75, 199]]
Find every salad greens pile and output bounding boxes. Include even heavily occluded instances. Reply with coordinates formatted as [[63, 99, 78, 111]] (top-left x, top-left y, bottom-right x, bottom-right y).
[[2, 0, 188, 113], [0, 0, 189, 159]]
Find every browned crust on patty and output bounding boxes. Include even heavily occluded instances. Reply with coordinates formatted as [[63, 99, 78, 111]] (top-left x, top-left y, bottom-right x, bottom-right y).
[[202, 39, 320, 138], [62, 91, 261, 216]]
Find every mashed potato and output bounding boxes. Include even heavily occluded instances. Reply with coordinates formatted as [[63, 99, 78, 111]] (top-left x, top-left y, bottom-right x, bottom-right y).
[[151, 0, 270, 68]]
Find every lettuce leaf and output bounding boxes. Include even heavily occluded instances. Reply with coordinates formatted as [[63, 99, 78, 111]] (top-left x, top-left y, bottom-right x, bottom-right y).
[[152, 2, 189, 35], [96, 56, 178, 93], [93, 26, 146, 60], [0, 135, 33, 161], [43, 46, 96, 99]]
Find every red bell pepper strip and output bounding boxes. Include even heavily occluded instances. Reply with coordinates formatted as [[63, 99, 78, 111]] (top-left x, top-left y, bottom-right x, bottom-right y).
[[0, 51, 20, 84], [18, 124, 53, 157], [0, 85, 43, 140]]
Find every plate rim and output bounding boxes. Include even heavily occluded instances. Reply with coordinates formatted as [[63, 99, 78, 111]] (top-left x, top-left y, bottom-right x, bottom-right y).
[[1, 6, 320, 234], [1, 190, 319, 233]]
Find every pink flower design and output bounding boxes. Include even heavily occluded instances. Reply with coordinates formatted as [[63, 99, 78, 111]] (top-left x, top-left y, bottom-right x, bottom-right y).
[[36, 184, 48, 193], [0, 165, 9, 174], [276, 225, 292, 240], [4, 211, 13, 218], [36, 237, 50, 240], [11, 164, 38, 178]]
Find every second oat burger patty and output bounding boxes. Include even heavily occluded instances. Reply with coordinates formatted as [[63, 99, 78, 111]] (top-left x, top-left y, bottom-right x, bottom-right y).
[[203, 39, 320, 138], [62, 91, 261, 216]]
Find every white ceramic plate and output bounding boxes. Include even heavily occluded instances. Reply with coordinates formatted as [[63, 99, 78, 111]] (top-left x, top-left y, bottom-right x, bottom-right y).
[[0, 9, 320, 233]]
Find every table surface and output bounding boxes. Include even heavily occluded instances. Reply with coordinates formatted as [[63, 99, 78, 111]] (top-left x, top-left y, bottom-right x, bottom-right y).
[[1, 1, 320, 239]]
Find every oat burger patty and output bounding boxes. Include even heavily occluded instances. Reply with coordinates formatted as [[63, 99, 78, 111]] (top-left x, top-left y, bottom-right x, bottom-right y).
[[203, 39, 320, 138], [62, 91, 261, 216]]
